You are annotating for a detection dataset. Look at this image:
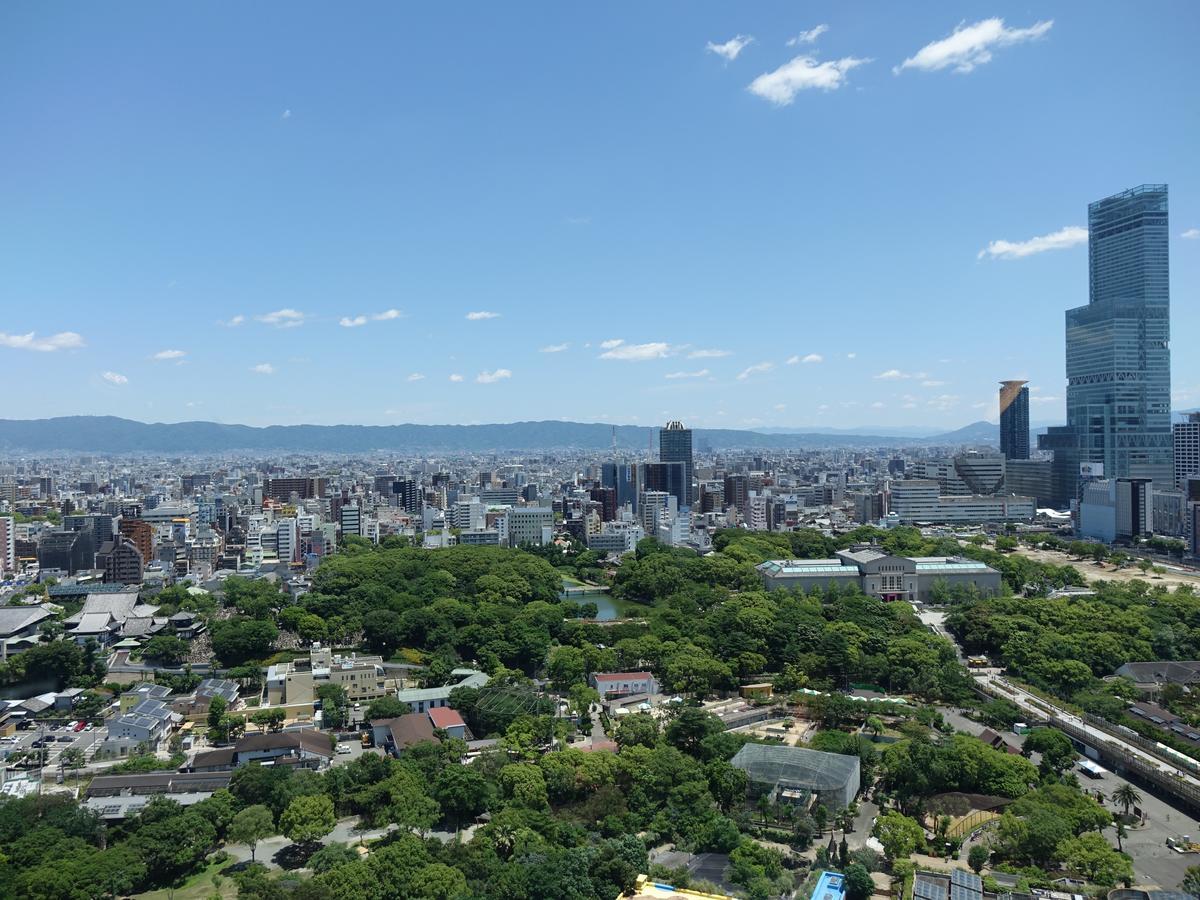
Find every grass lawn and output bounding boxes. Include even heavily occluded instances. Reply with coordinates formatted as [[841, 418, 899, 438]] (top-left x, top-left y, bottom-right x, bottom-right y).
[[134, 855, 239, 900]]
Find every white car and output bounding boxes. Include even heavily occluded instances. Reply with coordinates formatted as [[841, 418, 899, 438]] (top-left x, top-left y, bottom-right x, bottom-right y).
[[336, 745, 353, 755]]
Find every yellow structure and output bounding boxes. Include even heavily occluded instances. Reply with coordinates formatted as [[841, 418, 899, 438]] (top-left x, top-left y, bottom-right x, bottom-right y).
[[622, 875, 737, 899], [740, 683, 773, 700]]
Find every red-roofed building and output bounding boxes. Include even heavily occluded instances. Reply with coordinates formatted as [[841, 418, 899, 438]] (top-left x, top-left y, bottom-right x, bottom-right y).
[[589, 671, 659, 698], [428, 706, 468, 739]]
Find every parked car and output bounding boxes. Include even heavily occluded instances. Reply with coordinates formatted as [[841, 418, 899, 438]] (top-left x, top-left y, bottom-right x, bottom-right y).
[[84, 724, 94, 732], [337, 744, 353, 755], [66, 721, 78, 731], [73, 721, 87, 732]]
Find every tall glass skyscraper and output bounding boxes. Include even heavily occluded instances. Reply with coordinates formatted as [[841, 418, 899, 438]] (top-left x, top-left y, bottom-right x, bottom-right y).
[[658, 421, 694, 507], [1041, 184, 1173, 506], [999, 380, 1030, 460]]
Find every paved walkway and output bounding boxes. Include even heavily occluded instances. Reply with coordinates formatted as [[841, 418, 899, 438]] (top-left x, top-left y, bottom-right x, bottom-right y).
[[223, 817, 479, 868]]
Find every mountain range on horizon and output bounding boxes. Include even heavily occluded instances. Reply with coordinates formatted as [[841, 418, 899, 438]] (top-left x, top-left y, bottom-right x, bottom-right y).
[[0, 412, 1194, 455], [0, 415, 1010, 454]]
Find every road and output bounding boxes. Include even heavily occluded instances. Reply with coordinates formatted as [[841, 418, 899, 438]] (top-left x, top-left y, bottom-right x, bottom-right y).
[[224, 816, 480, 868]]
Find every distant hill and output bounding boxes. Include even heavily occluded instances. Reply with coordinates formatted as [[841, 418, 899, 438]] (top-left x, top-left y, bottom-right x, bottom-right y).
[[0, 416, 950, 454], [925, 420, 999, 446]]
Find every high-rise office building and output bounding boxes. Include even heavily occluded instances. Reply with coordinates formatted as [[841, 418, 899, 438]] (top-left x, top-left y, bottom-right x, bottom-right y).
[[659, 421, 694, 506], [390, 478, 420, 513], [999, 381, 1030, 460], [1175, 413, 1200, 490], [640, 462, 687, 512], [1040, 185, 1173, 507], [601, 463, 639, 512], [724, 474, 750, 512]]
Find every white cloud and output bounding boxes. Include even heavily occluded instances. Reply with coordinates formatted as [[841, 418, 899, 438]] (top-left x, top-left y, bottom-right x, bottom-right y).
[[665, 369, 710, 379], [251, 363, 275, 375], [927, 394, 961, 410], [921, 379, 947, 387], [449, 373, 464, 382], [466, 311, 500, 320], [256, 308, 307, 328], [847, 352, 857, 359], [896, 18, 1054, 75], [737, 361, 774, 380], [153, 349, 186, 360], [786, 24, 829, 46], [748, 55, 870, 105], [600, 338, 625, 350], [787, 353, 823, 365], [220, 315, 245, 327], [871, 401, 885, 409], [706, 35, 754, 61], [341, 308, 404, 327], [406, 373, 425, 382], [540, 343, 570, 353], [599, 342, 672, 361], [1030, 394, 1060, 404], [688, 348, 731, 358], [0, 331, 85, 352], [281, 109, 292, 120], [878, 367, 931, 379], [102, 371, 128, 385], [1182, 228, 1200, 240], [476, 368, 512, 384], [978, 225, 1088, 260]]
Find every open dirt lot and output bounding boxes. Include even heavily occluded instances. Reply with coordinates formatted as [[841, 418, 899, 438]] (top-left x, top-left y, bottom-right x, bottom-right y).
[[1013, 546, 1200, 590]]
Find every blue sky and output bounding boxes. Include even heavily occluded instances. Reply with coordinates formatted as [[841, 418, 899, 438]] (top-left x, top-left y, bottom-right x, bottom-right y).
[[2, 2, 1198, 430]]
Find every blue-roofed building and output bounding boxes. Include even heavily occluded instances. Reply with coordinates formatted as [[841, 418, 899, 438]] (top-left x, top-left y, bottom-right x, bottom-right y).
[[811, 871, 846, 900], [756, 545, 1001, 602]]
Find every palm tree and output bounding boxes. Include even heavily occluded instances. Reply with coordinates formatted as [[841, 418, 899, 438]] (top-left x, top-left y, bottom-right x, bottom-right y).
[[1114, 821, 1127, 853], [1113, 783, 1142, 818]]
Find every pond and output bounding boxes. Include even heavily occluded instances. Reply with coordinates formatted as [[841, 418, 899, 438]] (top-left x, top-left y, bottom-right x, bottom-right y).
[[559, 581, 640, 621]]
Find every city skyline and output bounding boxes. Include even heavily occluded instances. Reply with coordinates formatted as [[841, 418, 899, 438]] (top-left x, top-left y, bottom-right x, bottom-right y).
[[3, 4, 1199, 429]]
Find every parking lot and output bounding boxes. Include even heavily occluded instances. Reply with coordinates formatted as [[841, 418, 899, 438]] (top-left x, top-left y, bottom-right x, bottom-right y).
[[330, 735, 382, 767], [2, 721, 108, 774]]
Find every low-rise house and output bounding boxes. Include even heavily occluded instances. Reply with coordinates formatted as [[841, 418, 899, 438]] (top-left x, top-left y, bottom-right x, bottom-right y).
[[186, 729, 333, 772], [428, 706, 469, 740], [913, 868, 983, 900], [590, 671, 659, 699], [85, 771, 233, 820], [396, 668, 489, 714], [1114, 661, 1200, 698], [372, 712, 437, 756], [107, 698, 179, 746], [120, 683, 172, 712]]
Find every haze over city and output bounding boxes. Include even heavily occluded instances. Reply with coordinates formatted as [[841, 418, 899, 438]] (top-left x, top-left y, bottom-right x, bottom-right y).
[[3, 3, 1199, 429]]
